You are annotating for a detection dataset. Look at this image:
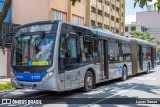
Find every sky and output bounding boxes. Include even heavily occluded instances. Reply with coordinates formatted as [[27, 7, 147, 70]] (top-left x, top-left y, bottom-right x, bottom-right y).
[[125, 0, 157, 24]]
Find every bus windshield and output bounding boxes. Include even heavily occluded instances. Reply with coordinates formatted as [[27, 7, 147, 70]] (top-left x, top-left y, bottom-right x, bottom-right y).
[[12, 33, 55, 66]]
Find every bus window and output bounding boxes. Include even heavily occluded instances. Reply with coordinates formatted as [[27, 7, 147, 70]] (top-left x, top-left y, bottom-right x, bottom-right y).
[[146, 47, 151, 60], [122, 42, 131, 61], [118, 42, 123, 62], [142, 46, 151, 61], [66, 38, 77, 58], [83, 36, 94, 62], [108, 39, 119, 63], [79, 36, 86, 61]]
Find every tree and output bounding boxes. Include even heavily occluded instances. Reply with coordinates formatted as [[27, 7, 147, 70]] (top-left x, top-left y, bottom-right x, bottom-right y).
[[129, 30, 155, 43], [0, 0, 12, 30], [134, 0, 160, 12]]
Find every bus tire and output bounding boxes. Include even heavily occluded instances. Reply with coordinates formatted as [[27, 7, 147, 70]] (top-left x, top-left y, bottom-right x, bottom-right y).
[[83, 71, 94, 92], [121, 66, 127, 81], [147, 63, 150, 74]]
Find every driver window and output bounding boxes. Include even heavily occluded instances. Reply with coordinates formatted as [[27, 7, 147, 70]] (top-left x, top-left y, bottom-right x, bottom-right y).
[[60, 36, 77, 58]]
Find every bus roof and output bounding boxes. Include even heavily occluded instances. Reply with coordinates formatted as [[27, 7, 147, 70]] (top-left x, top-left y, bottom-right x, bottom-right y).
[[17, 20, 156, 47]]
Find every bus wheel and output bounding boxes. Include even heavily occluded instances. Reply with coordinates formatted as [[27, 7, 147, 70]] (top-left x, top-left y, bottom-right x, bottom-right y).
[[121, 66, 127, 81], [83, 71, 94, 92], [147, 63, 150, 74]]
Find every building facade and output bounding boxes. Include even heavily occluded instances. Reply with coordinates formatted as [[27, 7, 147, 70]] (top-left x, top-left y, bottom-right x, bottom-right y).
[[86, 0, 125, 35], [12, 0, 125, 35], [0, 0, 12, 78], [125, 22, 149, 36], [12, 0, 86, 26], [136, 5, 160, 42]]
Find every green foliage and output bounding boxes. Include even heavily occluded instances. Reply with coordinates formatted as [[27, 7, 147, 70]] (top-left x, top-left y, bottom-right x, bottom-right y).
[[134, 0, 160, 13], [0, 82, 13, 91], [130, 30, 155, 43], [70, 0, 77, 6]]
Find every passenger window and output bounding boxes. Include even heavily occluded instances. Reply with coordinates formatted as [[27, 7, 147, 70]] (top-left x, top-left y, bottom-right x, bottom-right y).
[[83, 36, 94, 62], [66, 38, 77, 58]]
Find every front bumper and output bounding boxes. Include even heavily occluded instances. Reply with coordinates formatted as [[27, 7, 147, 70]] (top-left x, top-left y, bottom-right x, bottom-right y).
[[11, 75, 58, 91]]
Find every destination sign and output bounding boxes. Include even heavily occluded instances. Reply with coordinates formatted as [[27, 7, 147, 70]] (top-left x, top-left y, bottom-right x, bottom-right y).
[[17, 24, 53, 34]]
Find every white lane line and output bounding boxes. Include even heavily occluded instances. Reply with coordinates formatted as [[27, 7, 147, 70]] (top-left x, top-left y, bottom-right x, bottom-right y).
[[31, 94, 47, 98], [81, 86, 137, 107]]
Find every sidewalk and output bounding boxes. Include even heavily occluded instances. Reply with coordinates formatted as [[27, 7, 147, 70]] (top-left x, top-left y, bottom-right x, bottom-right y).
[[0, 78, 11, 84]]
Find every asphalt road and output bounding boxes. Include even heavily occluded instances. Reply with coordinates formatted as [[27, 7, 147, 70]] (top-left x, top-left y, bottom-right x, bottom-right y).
[[0, 66, 160, 107]]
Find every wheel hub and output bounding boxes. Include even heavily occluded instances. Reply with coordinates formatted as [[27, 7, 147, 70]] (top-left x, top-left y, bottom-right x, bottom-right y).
[[87, 77, 92, 86]]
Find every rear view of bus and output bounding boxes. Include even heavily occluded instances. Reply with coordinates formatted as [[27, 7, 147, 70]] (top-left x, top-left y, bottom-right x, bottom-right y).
[[11, 21, 59, 91]]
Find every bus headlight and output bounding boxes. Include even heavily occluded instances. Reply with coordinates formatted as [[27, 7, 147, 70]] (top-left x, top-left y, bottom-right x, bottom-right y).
[[44, 71, 54, 80]]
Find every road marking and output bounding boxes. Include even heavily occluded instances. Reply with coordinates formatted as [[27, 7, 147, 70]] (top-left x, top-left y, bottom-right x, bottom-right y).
[[81, 86, 137, 107], [31, 94, 47, 98]]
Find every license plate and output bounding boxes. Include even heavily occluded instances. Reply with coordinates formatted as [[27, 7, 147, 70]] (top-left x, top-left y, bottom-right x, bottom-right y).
[[23, 85, 33, 89]]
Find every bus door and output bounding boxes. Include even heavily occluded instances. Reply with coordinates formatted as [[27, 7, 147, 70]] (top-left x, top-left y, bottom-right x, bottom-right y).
[[138, 45, 143, 71], [99, 40, 109, 79], [59, 34, 80, 90]]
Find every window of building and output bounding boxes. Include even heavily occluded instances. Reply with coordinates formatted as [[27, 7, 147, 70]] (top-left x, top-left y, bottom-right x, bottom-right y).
[[91, 6, 96, 13], [111, 4, 115, 10], [141, 27, 147, 32], [97, 22, 102, 28], [73, 16, 81, 25], [104, 12, 109, 18], [54, 10, 63, 20], [116, 7, 119, 12], [111, 15, 114, 21], [98, 9, 103, 16], [91, 20, 96, 26], [131, 26, 136, 31], [116, 18, 119, 23], [98, 0, 102, 3], [104, 24, 109, 30], [105, 0, 109, 6], [122, 13, 124, 17], [116, 28, 119, 33], [125, 27, 128, 32], [122, 4, 124, 8]]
